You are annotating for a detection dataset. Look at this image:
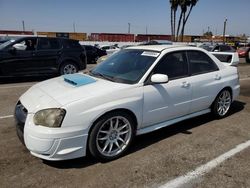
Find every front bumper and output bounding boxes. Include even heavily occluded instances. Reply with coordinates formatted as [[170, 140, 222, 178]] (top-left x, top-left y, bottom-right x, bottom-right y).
[[15, 101, 89, 161]]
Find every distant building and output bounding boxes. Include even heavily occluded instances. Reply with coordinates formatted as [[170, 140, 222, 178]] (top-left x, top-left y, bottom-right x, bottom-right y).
[[37, 31, 87, 41], [90, 33, 135, 42], [0, 30, 34, 35], [136, 34, 172, 42]]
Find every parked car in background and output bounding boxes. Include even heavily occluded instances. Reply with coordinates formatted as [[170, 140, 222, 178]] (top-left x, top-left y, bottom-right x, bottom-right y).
[[0, 39, 9, 44], [237, 46, 250, 63], [200, 44, 236, 52], [15, 45, 239, 162], [139, 40, 173, 45], [100, 45, 120, 55], [81, 45, 107, 64], [0, 37, 86, 77]]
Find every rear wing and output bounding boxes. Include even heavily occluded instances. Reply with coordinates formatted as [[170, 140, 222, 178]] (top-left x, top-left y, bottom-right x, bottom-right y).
[[210, 52, 239, 66]]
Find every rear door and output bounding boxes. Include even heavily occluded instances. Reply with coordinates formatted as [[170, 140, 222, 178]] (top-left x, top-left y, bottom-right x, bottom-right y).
[[187, 50, 222, 113], [33, 38, 62, 73]]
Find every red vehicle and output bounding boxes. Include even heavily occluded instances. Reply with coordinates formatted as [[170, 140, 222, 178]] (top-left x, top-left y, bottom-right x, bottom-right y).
[[237, 47, 250, 63]]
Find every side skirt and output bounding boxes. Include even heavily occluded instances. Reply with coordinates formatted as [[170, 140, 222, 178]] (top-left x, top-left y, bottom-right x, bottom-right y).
[[136, 109, 211, 135]]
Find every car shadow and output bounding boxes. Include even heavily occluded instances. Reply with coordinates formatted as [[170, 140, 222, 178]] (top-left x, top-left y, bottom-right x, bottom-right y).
[[43, 100, 245, 169]]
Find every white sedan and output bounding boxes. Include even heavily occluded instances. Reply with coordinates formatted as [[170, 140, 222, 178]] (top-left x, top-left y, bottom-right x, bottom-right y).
[[15, 45, 240, 161]]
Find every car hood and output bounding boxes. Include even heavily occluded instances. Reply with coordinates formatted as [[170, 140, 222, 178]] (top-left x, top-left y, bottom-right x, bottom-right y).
[[20, 74, 134, 113]]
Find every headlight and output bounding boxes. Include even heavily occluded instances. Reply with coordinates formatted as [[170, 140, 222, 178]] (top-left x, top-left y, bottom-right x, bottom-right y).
[[33, 108, 66, 128]]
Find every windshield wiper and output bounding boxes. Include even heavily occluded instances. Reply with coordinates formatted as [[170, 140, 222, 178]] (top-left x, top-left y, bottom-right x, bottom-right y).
[[89, 70, 114, 82]]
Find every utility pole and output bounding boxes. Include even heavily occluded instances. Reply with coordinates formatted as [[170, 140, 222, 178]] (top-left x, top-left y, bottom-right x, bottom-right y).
[[223, 18, 227, 44], [22, 20, 25, 32], [128, 23, 131, 34], [73, 22, 76, 33], [146, 26, 148, 35]]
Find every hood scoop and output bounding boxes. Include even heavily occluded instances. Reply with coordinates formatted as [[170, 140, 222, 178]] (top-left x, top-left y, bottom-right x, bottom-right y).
[[63, 74, 96, 87]]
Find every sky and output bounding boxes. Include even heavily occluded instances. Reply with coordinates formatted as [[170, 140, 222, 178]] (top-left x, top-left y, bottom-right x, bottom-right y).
[[0, 0, 250, 36]]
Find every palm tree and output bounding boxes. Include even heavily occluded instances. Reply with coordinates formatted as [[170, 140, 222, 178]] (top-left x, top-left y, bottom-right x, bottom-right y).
[[170, 0, 179, 41], [180, 0, 198, 41], [170, 0, 198, 42]]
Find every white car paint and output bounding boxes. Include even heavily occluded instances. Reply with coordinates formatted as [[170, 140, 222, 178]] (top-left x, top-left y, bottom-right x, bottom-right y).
[[17, 45, 240, 160]]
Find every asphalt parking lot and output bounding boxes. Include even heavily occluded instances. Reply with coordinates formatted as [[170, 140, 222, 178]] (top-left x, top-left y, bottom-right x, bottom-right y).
[[1, 60, 250, 188]]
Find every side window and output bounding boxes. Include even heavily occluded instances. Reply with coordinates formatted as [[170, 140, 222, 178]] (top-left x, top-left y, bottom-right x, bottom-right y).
[[153, 51, 188, 80], [49, 38, 61, 49], [102, 46, 109, 50], [37, 38, 60, 50], [13, 38, 37, 51], [187, 51, 218, 75], [63, 40, 81, 49], [220, 45, 230, 52]]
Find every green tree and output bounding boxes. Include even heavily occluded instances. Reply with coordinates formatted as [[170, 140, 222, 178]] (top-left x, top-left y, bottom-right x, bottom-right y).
[[169, 0, 199, 42], [203, 31, 213, 37]]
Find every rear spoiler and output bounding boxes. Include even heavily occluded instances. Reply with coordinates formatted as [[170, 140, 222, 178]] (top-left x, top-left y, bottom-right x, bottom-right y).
[[210, 52, 239, 66]]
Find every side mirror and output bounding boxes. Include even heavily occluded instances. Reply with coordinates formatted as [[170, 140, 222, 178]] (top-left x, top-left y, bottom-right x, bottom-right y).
[[151, 74, 169, 84]]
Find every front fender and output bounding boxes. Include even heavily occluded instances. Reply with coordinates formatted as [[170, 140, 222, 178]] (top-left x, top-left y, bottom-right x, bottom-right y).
[[61, 88, 144, 132]]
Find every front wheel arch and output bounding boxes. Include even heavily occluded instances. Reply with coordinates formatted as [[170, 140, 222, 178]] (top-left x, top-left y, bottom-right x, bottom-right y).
[[87, 109, 137, 161], [59, 60, 79, 75]]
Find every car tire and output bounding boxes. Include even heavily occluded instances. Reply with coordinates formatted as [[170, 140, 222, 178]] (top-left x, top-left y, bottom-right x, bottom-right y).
[[212, 89, 232, 118], [59, 61, 79, 75], [94, 56, 99, 64], [246, 51, 250, 63], [88, 111, 135, 161], [16, 125, 25, 145]]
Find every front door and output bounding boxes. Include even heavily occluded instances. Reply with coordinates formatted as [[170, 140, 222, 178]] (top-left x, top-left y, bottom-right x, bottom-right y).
[[142, 51, 192, 127], [1, 38, 37, 76]]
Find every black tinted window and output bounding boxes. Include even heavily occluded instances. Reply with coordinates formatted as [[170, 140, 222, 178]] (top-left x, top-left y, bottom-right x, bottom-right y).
[[37, 38, 60, 50], [63, 40, 81, 49], [188, 51, 218, 75], [220, 45, 231, 51], [153, 51, 188, 80]]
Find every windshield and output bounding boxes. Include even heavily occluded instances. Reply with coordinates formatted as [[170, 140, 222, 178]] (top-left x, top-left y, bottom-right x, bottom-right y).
[[0, 40, 15, 50], [90, 49, 158, 84]]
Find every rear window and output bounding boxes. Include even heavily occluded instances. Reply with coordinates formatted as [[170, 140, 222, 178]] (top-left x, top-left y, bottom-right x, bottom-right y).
[[187, 50, 219, 75], [63, 40, 81, 49], [37, 38, 61, 50]]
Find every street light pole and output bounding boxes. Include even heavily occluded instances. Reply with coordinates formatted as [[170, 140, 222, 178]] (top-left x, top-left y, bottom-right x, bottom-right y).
[[22, 20, 25, 32], [73, 22, 76, 33], [223, 18, 227, 44], [128, 23, 131, 34]]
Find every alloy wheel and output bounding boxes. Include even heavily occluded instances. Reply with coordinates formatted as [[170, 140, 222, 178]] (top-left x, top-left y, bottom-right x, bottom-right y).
[[63, 64, 77, 74], [216, 90, 231, 116], [96, 116, 132, 157]]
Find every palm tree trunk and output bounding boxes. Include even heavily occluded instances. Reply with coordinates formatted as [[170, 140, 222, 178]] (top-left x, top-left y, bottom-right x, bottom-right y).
[[181, 11, 186, 42], [171, 8, 174, 41], [181, 5, 194, 42], [176, 12, 183, 42], [173, 9, 177, 41]]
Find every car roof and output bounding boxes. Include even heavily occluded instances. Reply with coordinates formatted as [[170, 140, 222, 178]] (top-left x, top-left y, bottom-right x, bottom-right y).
[[127, 44, 197, 52]]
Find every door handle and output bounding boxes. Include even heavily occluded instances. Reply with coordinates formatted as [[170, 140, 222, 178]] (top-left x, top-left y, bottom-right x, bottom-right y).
[[214, 74, 221, 80], [181, 81, 190, 88]]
